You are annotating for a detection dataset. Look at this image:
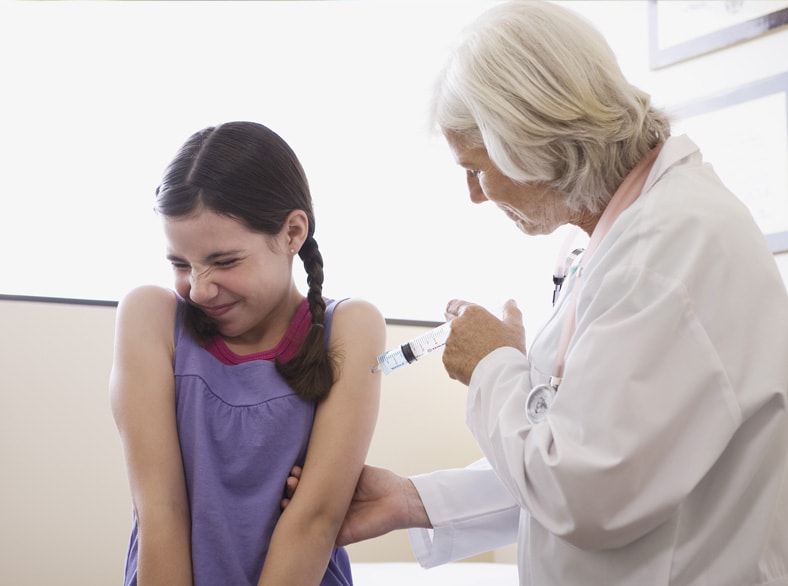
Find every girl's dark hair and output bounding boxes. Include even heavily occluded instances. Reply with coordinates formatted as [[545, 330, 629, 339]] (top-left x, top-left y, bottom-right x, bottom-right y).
[[155, 121, 335, 402]]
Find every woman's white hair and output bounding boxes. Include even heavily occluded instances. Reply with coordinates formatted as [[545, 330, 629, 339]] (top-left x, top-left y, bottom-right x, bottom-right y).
[[430, 0, 670, 214]]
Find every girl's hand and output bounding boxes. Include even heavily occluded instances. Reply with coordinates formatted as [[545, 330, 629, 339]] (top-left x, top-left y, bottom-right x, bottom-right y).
[[280, 466, 302, 509]]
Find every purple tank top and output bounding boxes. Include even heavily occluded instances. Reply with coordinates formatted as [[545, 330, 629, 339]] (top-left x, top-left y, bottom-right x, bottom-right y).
[[123, 295, 352, 586]]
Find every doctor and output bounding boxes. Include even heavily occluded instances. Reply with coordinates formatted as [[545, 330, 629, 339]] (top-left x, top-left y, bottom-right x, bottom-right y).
[[286, 1, 788, 583]]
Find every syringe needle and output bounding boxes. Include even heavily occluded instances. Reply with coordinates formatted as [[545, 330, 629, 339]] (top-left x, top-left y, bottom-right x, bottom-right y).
[[371, 364, 382, 374]]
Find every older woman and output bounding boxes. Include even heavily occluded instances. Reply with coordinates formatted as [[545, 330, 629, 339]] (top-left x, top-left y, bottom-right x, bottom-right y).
[[288, 2, 788, 584]]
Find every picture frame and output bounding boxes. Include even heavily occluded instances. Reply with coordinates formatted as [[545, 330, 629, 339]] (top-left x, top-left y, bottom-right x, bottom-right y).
[[668, 72, 788, 253], [648, 0, 788, 69]]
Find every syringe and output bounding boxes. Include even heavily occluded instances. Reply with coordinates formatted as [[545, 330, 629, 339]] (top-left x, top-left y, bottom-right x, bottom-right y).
[[372, 322, 452, 375]]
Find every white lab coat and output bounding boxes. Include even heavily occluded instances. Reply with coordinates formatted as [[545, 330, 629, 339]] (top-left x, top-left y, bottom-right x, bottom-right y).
[[409, 136, 788, 585]]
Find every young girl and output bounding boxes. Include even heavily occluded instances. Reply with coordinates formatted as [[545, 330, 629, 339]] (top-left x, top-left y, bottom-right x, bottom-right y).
[[110, 121, 385, 586]]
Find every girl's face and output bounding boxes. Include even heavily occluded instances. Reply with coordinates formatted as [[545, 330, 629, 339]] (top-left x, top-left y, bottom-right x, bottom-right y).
[[164, 209, 303, 348]]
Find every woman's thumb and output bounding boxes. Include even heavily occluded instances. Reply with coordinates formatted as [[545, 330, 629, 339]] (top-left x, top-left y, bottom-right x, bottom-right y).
[[502, 299, 523, 327]]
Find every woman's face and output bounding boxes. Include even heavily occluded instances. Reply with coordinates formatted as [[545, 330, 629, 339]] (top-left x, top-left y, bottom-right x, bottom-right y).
[[445, 131, 590, 236], [163, 209, 299, 346]]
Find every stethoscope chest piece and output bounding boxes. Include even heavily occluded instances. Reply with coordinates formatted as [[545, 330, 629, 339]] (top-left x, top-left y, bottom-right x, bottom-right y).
[[526, 382, 557, 424]]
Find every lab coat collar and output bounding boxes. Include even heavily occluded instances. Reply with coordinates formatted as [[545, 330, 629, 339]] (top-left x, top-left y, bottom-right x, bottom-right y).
[[642, 134, 700, 195]]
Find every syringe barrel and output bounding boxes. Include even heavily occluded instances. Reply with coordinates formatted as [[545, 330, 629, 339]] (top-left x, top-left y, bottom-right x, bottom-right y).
[[402, 322, 452, 361], [375, 322, 452, 374]]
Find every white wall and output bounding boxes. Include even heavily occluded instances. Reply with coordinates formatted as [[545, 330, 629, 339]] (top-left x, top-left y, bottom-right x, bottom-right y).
[[2, 0, 783, 325], [1, 0, 546, 325]]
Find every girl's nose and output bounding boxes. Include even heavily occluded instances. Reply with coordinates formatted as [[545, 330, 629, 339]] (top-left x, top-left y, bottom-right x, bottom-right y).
[[189, 269, 218, 304]]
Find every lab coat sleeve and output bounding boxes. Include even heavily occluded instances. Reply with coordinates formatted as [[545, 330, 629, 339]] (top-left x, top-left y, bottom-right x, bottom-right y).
[[466, 267, 740, 551], [408, 458, 520, 567]]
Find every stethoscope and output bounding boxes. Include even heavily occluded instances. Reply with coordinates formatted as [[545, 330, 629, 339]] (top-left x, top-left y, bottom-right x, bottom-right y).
[[552, 242, 585, 307], [525, 145, 663, 424], [525, 228, 584, 424]]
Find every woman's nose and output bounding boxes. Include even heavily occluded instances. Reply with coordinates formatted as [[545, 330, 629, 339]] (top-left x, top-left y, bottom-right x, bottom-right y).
[[467, 174, 487, 204]]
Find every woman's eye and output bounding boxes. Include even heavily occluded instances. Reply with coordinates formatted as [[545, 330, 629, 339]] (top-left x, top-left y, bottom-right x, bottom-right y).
[[215, 258, 238, 268], [171, 262, 189, 271]]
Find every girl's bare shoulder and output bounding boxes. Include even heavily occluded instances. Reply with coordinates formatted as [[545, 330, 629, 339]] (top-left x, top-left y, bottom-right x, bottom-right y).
[[116, 285, 179, 339], [332, 297, 385, 329]]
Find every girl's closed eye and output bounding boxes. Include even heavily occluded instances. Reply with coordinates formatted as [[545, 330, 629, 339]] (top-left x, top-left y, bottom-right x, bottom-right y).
[[215, 258, 240, 268]]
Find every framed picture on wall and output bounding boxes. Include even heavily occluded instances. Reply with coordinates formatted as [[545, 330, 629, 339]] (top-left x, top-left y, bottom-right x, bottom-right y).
[[668, 72, 788, 253], [648, 0, 788, 69]]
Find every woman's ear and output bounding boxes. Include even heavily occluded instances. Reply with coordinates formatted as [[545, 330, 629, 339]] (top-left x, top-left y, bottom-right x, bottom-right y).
[[284, 210, 309, 254]]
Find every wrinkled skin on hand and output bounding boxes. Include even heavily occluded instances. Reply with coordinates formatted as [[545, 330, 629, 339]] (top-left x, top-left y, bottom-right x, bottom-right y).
[[281, 464, 429, 546], [442, 298, 526, 385]]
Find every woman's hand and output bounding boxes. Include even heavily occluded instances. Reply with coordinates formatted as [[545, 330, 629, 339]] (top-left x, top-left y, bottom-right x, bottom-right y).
[[443, 298, 526, 385], [282, 464, 430, 546]]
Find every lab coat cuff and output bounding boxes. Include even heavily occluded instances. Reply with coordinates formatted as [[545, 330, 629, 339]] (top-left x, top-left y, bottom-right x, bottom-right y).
[[408, 463, 520, 567], [407, 509, 520, 568], [409, 472, 456, 567]]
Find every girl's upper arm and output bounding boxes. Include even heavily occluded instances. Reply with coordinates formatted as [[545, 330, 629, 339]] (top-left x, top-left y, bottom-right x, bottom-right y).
[[298, 298, 386, 518], [257, 298, 385, 584], [271, 298, 385, 536], [109, 285, 190, 526]]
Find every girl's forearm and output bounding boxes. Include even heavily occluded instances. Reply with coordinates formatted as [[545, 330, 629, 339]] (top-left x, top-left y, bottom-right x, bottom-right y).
[[256, 513, 338, 586], [137, 512, 193, 586]]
